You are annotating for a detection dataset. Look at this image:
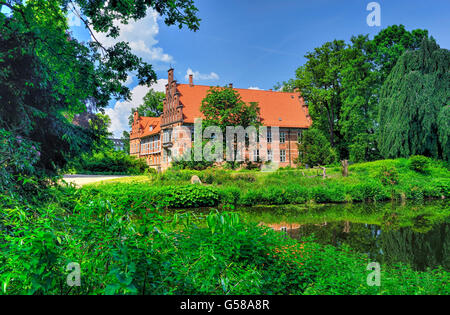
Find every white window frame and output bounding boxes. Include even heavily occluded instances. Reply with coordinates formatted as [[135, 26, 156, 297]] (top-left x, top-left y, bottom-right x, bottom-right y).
[[280, 132, 286, 144], [280, 150, 286, 162]]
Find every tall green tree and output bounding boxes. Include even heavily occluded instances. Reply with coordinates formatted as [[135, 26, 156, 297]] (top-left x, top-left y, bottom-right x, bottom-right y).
[[121, 131, 130, 155], [0, 0, 199, 175], [378, 39, 450, 161], [278, 25, 430, 161], [128, 89, 165, 127], [371, 25, 429, 83], [200, 86, 261, 133], [290, 40, 347, 151], [340, 35, 379, 161]]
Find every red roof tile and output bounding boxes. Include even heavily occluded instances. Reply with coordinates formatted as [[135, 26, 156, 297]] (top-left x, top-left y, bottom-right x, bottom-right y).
[[130, 116, 161, 140], [177, 84, 312, 128]]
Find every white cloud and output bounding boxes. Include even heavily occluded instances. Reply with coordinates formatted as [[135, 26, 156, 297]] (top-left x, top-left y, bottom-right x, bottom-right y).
[[92, 9, 173, 64], [105, 79, 167, 138], [248, 86, 262, 90], [124, 75, 134, 86], [185, 68, 220, 82]]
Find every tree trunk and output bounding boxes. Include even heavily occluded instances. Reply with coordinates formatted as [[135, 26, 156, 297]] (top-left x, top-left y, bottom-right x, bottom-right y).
[[341, 160, 349, 177]]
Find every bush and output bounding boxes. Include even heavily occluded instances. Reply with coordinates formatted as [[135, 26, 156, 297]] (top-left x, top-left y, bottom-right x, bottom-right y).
[[409, 155, 430, 174], [69, 151, 147, 175], [0, 129, 44, 198], [80, 184, 220, 209], [298, 129, 337, 166], [348, 181, 388, 202], [379, 166, 400, 186]]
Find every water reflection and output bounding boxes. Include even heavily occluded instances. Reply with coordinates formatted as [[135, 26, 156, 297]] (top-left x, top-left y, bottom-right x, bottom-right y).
[[263, 220, 450, 271]]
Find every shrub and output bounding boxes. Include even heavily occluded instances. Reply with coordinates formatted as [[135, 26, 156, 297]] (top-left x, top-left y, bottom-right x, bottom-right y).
[[311, 185, 345, 203], [69, 151, 147, 175], [298, 129, 337, 166], [409, 155, 430, 174], [218, 186, 241, 206], [379, 166, 400, 186], [0, 129, 44, 198], [348, 181, 388, 202]]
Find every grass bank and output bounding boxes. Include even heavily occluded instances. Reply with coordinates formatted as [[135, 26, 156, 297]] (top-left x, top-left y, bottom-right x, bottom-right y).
[[81, 158, 450, 209]]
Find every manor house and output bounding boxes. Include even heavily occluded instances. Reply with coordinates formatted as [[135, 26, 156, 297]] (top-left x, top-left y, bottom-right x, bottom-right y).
[[130, 69, 312, 170]]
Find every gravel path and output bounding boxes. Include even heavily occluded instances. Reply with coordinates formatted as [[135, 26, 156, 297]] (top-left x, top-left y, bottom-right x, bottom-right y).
[[63, 175, 130, 187]]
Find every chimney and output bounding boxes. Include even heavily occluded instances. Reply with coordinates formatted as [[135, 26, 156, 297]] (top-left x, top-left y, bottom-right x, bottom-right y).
[[229, 83, 233, 89], [189, 74, 194, 87], [168, 68, 174, 84]]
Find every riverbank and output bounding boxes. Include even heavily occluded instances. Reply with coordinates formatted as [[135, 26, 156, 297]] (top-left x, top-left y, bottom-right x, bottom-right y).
[[1, 158, 449, 295], [1, 188, 448, 295], [81, 158, 449, 209]]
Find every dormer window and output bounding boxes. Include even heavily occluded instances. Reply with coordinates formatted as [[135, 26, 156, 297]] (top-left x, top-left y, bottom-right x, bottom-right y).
[[149, 126, 153, 132]]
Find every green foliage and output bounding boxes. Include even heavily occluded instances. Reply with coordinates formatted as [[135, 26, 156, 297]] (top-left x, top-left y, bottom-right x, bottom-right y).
[[104, 158, 450, 208], [409, 155, 431, 174], [121, 131, 131, 155], [0, 128, 47, 198], [0, 0, 199, 183], [67, 151, 147, 175], [298, 129, 337, 166], [371, 25, 429, 82], [379, 166, 400, 186], [1, 192, 448, 295], [200, 86, 261, 133], [378, 39, 450, 161], [288, 40, 347, 150], [279, 25, 431, 161], [349, 133, 380, 163], [81, 184, 220, 209]]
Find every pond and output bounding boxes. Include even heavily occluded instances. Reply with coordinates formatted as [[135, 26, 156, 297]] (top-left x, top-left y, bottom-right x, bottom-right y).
[[180, 200, 450, 271]]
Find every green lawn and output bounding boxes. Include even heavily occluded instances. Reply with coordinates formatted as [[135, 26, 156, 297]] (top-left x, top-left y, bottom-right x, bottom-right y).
[[82, 158, 449, 209]]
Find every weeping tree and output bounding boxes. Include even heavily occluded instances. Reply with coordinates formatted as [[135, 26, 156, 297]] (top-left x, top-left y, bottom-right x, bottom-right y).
[[378, 39, 450, 161]]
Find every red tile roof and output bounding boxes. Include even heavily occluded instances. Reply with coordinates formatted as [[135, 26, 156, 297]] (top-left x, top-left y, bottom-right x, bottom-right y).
[[177, 84, 312, 128], [130, 116, 161, 140]]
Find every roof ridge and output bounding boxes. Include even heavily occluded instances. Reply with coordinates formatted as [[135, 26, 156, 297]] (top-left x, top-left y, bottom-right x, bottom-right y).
[[177, 83, 297, 94]]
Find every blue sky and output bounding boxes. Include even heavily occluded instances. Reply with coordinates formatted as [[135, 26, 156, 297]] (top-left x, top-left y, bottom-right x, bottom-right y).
[[67, 0, 450, 137]]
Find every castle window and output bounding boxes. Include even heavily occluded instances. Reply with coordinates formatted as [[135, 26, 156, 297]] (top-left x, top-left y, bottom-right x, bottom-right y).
[[280, 132, 286, 144], [280, 150, 286, 162], [267, 129, 272, 143], [253, 150, 259, 162]]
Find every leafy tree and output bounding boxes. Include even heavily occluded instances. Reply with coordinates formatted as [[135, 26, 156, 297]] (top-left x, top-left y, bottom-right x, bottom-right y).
[[297, 129, 337, 166], [349, 133, 380, 163], [340, 35, 379, 159], [128, 89, 165, 127], [278, 26, 430, 161], [121, 131, 130, 155], [200, 86, 261, 133], [291, 40, 347, 151], [89, 113, 114, 152], [0, 0, 199, 179], [378, 39, 450, 161], [371, 25, 429, 83]]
